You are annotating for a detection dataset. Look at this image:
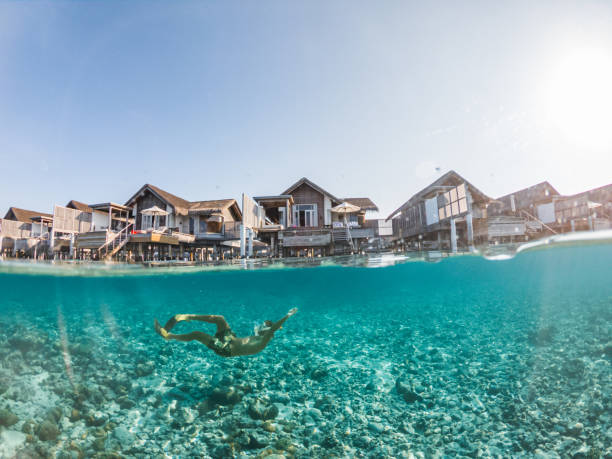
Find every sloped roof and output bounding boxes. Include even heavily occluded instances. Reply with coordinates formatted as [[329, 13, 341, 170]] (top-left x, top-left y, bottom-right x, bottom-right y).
[[125, 184, 242, 219], [66, 200, 93, 213], [496, 181, 560, 202], [386, 170, 492, 220], [4, 207, 53, 223], [561, 182, 612, 200], [189, 199, 243, 220], [282, 177, 341, 203], [125, 184, 192, 215], [343, 198, 379, 212]]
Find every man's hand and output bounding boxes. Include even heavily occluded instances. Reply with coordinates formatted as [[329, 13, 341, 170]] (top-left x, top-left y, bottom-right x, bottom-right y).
[[287, 307, 298, 316]]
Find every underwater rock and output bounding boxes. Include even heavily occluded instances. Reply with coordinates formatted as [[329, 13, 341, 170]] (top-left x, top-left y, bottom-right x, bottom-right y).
[[85, 411, 108, 427], [212, 444, 233, 458], [36, 419, 60, 441], [117, 396, 136, 410], [247, 432, 269, 449], [0, 408, 19, 427], [262, 420, 276, 433], [310, 367, 329, 381], [565, 422, 584, 437], [528, 326, 557, 346], [69, 409, 81, 422], [21, 419, 35, 434], [8, 334, 45, 353], [209, 386, 242, 406], [396, 378, 423, 403], [562, 359, 585, 378], [602, 342, 612, 358], [247, 399, 279, 421], [135, 361, 155, 378], [113, 425, 135, 450], [46, 406, 63, 424]]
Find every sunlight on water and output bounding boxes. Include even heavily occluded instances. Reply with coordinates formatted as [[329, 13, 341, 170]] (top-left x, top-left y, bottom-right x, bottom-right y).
[[0, 236, 611, 457]]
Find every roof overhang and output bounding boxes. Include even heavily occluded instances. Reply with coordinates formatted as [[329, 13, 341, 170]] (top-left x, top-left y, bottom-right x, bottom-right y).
[[90, 202, 133, 212], [30, 216, 53, 223], [254, 195, 294, 207]]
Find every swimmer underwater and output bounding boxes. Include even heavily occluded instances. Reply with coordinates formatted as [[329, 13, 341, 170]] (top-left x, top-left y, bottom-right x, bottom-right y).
[[154, 308, 298, 357]]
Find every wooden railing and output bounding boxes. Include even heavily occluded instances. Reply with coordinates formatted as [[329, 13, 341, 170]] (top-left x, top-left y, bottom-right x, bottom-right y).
[[98, 224, 133, 259], [520, 210, 558, 234]]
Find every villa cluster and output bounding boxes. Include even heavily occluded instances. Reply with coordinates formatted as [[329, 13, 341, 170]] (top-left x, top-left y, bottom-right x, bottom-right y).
[[0, 172, 610, 261]]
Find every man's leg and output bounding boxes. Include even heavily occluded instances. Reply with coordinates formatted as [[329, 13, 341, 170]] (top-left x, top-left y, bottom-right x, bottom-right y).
[[166, 330, 214, 346], [158, 314, 230, 334], [186, 315, 230, 333]]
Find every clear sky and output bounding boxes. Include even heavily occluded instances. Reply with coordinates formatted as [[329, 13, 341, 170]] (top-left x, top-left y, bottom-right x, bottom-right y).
[[1, 1, 611, 218]]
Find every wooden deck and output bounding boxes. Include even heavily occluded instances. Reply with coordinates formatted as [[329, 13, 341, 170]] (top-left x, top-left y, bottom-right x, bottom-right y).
[[130, 233, 180, 245]]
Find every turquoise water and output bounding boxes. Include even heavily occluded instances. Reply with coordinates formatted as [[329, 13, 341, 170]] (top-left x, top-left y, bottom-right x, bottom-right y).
[[0, 244, 611, 458]]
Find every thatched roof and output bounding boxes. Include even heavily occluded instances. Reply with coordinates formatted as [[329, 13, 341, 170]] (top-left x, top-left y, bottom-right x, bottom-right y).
[[343, 198, 379, 212], [4, 207, 52, 223], [386, 170, 492, 220]]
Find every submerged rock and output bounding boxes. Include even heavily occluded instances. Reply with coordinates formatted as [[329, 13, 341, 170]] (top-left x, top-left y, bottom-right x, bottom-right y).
[[528, 326, 556, 346], [247, 399, 279, 421], [310, 367, 329, 381], [36, 419, 60, 441], [135, 361, 155, 377], [396, 378, 423, 404], [0, 408, 18, 427], [85, 411, 108, 427], [8, 334, 46, 353], [209, 386, 242, 406], [562, 359, 585, 378]]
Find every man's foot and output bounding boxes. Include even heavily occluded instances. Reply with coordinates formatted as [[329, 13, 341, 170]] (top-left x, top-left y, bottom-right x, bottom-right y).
[[154, 319, 170, 340]]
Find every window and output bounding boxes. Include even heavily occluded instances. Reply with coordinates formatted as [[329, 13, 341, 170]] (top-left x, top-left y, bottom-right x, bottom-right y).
[[293, 204, 317, 227], [438, 184, 468, 220], [142, 214, 153, 229], [279, 207, 286, 227]]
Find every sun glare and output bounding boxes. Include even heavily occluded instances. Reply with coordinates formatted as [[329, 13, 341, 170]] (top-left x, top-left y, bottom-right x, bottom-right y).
[[545, 47, 612, 150]]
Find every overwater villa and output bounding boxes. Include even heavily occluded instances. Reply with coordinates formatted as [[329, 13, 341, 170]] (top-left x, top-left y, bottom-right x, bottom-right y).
[[488, 181, 612, 238], [0, 207, 53, 258], [551, 183, 612, 233], [6, 185, 244, 262], [253, 177, 379, 257], [122, 184, 242, 261], [386, 170, 494, 251]]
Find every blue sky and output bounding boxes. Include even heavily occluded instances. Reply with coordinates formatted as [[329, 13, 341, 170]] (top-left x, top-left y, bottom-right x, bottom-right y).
[[1, 1, 611, 217]]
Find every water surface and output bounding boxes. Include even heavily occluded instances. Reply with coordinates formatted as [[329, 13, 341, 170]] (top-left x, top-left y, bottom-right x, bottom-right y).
[[0, 242, 610, 458]]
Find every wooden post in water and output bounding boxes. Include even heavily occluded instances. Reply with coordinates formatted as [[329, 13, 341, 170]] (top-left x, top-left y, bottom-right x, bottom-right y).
[[247, 228, 253, 258], [240, 224, 246, 258], [450, 218, 457, 253], [466, 212, 474, 250]]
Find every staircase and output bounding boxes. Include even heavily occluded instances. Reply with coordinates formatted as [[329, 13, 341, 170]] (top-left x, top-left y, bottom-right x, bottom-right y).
[[332, 226, 355, 253], [98, 224, 133, 260], [520, 210, 557, 235]]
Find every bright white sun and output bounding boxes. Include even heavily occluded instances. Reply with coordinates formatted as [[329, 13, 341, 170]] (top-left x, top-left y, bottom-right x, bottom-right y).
[[545, 47, 612, 150]]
